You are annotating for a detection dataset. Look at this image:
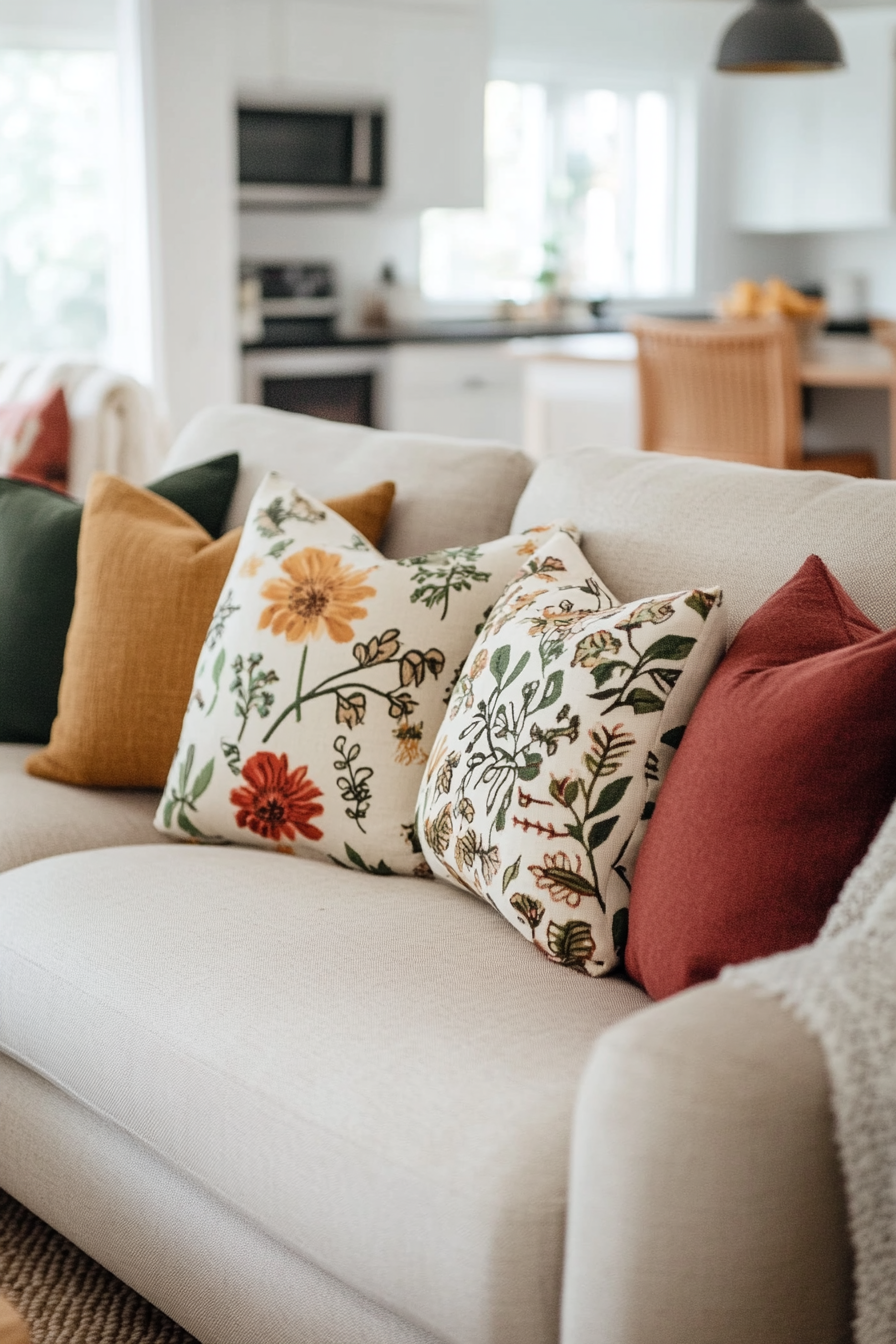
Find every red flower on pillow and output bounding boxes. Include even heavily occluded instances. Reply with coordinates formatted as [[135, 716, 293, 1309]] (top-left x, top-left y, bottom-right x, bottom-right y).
[[231, 751, 324, 842]]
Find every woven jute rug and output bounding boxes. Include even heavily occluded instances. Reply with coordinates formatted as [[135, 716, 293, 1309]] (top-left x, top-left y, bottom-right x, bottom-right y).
[[0, 1189, 197, 1344]]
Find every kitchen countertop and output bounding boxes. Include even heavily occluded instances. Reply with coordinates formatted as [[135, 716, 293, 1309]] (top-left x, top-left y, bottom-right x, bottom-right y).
[[507, 330, 896, 386], [241, 317, 622, 351]]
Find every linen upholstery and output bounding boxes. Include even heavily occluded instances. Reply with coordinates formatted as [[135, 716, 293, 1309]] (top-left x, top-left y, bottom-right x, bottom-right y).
[[562, 983, 852, 1344], [513, 447, 896, 639], [0, 1055, 439, 1344], [163, 404, 533, 559], [0, 745, 163, 874], [0, 844, 649, 1344]]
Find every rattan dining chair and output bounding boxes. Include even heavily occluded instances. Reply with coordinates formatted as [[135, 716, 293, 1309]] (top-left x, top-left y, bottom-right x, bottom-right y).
[[628, 315, 876, 477]]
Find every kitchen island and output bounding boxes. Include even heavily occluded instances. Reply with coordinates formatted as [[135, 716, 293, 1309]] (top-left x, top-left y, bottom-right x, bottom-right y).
[[508, 331, 896, 478]]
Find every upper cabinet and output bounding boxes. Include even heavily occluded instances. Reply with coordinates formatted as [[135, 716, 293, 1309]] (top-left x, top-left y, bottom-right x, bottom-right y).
[[728, 11, 896, 233], [230, 0, 487, 211]]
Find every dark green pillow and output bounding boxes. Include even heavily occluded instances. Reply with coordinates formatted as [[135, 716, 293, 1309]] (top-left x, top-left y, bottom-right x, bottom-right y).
[[0, 453, 239, 745]]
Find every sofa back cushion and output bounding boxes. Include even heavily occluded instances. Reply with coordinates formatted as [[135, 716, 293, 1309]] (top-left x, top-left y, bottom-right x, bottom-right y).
[[163, 405, 533, 560], [512, 448, 896, 638]]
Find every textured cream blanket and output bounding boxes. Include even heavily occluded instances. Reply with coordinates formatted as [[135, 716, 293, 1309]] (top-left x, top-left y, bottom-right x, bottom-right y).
[[725, 800, 896, 1344], [0, 356, 165, 496]]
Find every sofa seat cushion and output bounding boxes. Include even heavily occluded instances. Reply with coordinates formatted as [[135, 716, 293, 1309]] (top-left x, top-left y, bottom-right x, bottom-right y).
[[0, 845, 649, 1344], [0, 745, 164, 873]]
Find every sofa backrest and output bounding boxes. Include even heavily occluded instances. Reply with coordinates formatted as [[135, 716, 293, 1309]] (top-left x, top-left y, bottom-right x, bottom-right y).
[[512, 447, 896, 638], [163, 404, 533, 559]]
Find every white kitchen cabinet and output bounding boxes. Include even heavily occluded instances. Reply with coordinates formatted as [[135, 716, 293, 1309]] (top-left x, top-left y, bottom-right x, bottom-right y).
[[728, 10, 896, 233], [386, 343, 523, 444], [516, 356, 639, 459], [230, 0, 486, 210]]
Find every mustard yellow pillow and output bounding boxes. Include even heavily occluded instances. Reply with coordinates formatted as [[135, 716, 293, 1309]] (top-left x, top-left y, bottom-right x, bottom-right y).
[[326, 480, 395, 547]]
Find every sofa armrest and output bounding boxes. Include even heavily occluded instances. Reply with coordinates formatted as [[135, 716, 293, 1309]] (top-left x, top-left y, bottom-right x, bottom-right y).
[[561, 982, 853, 1344]]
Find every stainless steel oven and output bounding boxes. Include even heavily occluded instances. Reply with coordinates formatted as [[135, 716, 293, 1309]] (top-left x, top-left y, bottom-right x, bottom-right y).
[[242, 347, 390, 429]]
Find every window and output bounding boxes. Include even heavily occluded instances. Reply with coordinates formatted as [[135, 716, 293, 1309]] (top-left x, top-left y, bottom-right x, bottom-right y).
[[0, 48, 117, 357], [421, 79, 695, 304]]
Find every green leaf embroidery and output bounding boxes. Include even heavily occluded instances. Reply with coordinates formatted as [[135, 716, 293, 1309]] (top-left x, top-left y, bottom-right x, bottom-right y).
[[587, 816, 618, 850], [338, 844, 394, 876], [179, 744, 194, 796], [588, 661, 622, 691], [591, 775, 632, 817], [623, 687, 666, 715], [503, 650, 531, 690], [510, 891, 544, 932], [189, 757, 214, 803], [177, 810, 203, 838], [231, 652, 279, 741], [255, 491, 325, 538], [490, 644, 511, 683], [641, 634, 696, 663], [163, 744, 217, 841], [400, 546, 491, 620], [535, 668, 564, 712], [206, 647, 227, 717], [684, 590, 717, 621], [546, 919, 597, 969], [502, 856, 521, 892]]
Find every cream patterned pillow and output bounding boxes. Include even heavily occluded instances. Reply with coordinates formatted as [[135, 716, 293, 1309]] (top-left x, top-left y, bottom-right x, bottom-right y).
[[155, 471, 574, 875], [416, 532, 726, 975]]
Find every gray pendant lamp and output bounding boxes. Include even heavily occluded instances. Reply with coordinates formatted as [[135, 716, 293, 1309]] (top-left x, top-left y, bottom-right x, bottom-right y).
[[716, 0, 844, 73]]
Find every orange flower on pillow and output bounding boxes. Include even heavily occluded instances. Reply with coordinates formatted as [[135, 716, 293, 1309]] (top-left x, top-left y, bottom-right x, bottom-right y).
[[231, 750, 324, 842], [259, 548, 375, 644]]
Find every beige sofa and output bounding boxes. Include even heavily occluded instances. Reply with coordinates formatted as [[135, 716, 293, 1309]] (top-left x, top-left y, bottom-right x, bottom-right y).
[[2, 405, 885, 1344]]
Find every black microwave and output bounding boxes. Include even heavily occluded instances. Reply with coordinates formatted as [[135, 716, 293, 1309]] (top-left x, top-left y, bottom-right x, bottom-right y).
[[238, 102, 385, 209]]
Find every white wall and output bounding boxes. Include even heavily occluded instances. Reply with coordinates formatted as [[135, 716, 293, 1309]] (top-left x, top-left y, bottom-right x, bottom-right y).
[[794, 230, 896, 319], [124, 0, 239, 436], [239, 211, 422, 321]]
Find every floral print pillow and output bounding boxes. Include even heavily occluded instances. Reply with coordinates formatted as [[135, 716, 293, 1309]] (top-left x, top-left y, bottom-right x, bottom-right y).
[[155, 470, 576, 876], [416, 532, 726, 976]]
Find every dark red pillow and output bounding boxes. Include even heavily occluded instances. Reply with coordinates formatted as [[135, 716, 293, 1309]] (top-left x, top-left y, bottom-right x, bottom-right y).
[[0, 386, 70, 492], [625, 555, 896, 1000]]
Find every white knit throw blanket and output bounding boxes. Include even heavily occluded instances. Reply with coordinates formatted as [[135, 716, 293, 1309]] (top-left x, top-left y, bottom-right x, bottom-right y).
[[723, 798, 896, 1344]]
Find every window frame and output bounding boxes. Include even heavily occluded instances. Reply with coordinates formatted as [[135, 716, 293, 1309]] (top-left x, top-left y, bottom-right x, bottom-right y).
[[419, 70, 698, 306]]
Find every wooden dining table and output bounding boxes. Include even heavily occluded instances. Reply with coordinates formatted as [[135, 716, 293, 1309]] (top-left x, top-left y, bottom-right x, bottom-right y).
[[508, 331, 896, 476]]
